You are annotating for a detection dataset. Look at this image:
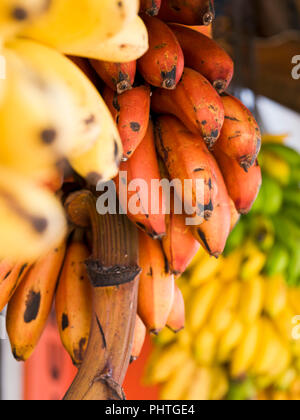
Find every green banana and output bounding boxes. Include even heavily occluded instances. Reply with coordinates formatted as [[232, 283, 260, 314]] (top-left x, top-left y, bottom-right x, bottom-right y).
[[262, 143, 300, 167], [264, 243, 289, 277]]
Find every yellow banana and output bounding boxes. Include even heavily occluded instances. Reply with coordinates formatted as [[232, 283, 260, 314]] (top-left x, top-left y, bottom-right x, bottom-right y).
[[0, 47, 76, 181], [22, 0, 140, 59], [185, 367, 212, 401], [0, 167, 66, 262], [240, 243, 267, 281], [75, 16, 149, 63], [187, 280, 221, 332], [273, 307, 295, 342], [209, 281, 241, 336], [193, 327, 217, 366], [264, 275, 287, 318], [190, 254, 222, 287], [0, 0, 50, 40], [210, 367, 229, 400], [251, 318, 285, 376], [289, 288, 300, 314], [261, 151, 290, 185], [219, 248, 244, 282], [146, 344, 188, 384], [7, 38, 123, 172], [217, 318, 244, 363], [230, 320, 260, 378], [237, 276, 264, 323], [161, 360, 195, 400], [262, 134, 287, 144]]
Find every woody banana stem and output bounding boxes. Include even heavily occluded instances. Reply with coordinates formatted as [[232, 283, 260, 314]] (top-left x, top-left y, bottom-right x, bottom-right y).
[[64, 190, 140, 400]]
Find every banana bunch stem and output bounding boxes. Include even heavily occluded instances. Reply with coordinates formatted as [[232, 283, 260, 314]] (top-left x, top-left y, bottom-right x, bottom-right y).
[[63, 190, 140, 400]]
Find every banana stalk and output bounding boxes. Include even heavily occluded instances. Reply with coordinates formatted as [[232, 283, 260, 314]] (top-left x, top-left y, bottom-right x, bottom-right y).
[[63, 190, 140, 400]]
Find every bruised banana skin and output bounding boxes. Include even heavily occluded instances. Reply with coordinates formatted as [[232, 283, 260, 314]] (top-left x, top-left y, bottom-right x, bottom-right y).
[[21, 0, 140, 58], [192, 151, 231, 257], [169, 24, 234, 93], [213, 147, 262, 215], [0, 47, 76, 181], [115, 121, 166, 239], [155, 115, 217, 220], [140, 0, 162, 16], [90, 60, 136, 94], [138, 231, 175, 334], [0, 0, 50, 40], [69, 16, 149, 63], [158, 0, 215, 26], [0, 168, 67, 262], [166, 285, 185, 333], [7, 242, 66, 362], [152, 68, 225, 149], [216, 94, 262, 171], [56, 238, 92, 367], [0, 261, 30, 312], [131, 315, 147, 363], [103, 85, 151, 160], [138, 16, 184, 89]]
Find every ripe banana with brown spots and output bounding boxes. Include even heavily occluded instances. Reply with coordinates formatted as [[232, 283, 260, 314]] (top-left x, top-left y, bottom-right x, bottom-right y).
[[6, 241, 66, 361], [90, 60, 136, 94], [0, 260, 30, 312]]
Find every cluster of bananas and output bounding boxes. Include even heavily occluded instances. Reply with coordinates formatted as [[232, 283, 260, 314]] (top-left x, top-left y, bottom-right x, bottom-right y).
[[0, 0, 148, 263], [0, 0, 266, 370], [146, 139, 300, 400]]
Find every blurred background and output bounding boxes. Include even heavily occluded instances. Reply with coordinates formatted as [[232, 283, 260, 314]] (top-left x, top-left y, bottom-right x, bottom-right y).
[[1, 0, 300, 400]]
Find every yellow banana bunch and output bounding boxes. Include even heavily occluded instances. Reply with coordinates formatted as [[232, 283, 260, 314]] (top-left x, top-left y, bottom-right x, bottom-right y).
[[150, 242, 300, 400], [5, 38, 123, 183], [0, 167, 66, 262], [0, 47, 76, 181], [21, 0, 141, 59]]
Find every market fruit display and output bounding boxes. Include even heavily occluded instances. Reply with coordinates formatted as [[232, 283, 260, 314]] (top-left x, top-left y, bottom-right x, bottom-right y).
[[146, 139, 300, 400], [0, 0, 281, 401]]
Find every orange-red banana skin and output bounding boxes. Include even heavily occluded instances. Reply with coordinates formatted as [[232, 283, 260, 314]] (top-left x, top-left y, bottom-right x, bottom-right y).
[[158, 0, 215, 26], [55, 239, 92, 367], [138, 231, 175, 334], [140, 0, 162, 16], [213, 147, 262, 215], [131, 315, 147, 363], [155, 115, 217, 220], [90, 60, 136, 94], [103, 85, 151, 160], [6, 242, 66, 362], [115, 121, 166, 239], [192, 152, 231, 258], [162, 192, 200, 275], [0, 261, 30, 312], [152, 68, 225, 149], [167, 285, 185, 333], [138, 16, 184, 89], [169, 24, 234, 93], [217, 94, 261, 171]]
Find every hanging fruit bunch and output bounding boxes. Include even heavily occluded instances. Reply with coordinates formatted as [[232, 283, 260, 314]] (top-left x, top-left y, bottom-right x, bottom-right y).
[[146, 138, 300, 400], [0, 0, 264, 399]]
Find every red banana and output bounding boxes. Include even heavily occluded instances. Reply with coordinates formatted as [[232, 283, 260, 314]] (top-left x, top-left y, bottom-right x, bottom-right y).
[[138, 16, 184, 89], [213, 147, 262, 215], [152, 67, 225, 149], [192, 152, 231, 258], [131, 315, 147, 363], [90, 60, 136, 94], [103, 85, 151, 159], [169, 24, 234, 93], [115, 121, 166, 239], [162, 192, 200, 275], [155, 115, 217, 221], [216, 93, 262, 171], [140, 0, 162, 16], [138, 231, 175, 334], [158, 0, 215, 26], [167, 284, 185, 333]]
